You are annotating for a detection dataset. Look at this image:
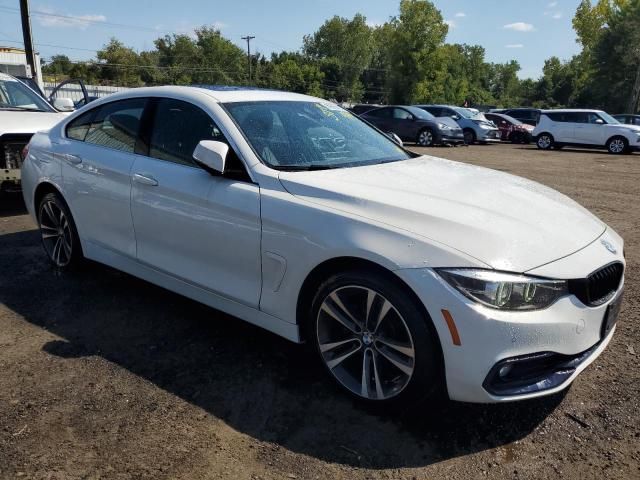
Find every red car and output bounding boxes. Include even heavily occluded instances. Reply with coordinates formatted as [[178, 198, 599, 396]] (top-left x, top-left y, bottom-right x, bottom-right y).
[[485, 113, 534, 143]]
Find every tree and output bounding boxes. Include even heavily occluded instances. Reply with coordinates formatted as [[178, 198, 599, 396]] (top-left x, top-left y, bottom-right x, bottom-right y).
[[303, 14, 373, 101], [96, 38, 143, 86], [383, 0, 449, 103]]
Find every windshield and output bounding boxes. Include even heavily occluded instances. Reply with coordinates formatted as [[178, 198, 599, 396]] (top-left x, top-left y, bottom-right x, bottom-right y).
[[0, 75, 53, 112], [224, 101, 412, 171], [405, 106, 435, 120], [452, 106, 475, 118], [599, 112, 620, 124]]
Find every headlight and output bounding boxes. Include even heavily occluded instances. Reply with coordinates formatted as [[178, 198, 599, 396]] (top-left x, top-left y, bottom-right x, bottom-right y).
[[479, 124, 493, 130], [438, 123, 451, 130], [437, 269, 568, 310]]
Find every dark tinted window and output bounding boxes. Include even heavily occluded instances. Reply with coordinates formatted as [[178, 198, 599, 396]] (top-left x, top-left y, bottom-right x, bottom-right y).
[[367, 108, 392, 118], [85, 98, 146, 153], [546, 112, 570, 122], [393, 108, 412, 120], [421, 106, 441, 116], [634, 117, 640, 126], [66, 109, 96, 141], [149, 98, 226, 166]]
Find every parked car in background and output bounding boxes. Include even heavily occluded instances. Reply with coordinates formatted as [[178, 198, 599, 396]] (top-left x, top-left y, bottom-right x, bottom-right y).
[[533, 109, 640, 154], [348, 104, 381, 115], [613, 114, 640, 126], [361, 105, 463, 146], [485, 112, 534, 143], [493, 108, 541, 127], [0, 72, 69, 194], [417, 104, 500, 144], [21, 86, 625, 406]]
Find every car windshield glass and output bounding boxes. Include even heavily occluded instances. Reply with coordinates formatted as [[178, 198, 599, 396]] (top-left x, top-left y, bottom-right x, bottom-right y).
[[405, 106, 434, 120], [452, 106, 474, 118], [502, 114, 522, 125], [599, 112, 620, 124], [224, 101, 411, 170], [0, 75, 52, 112]]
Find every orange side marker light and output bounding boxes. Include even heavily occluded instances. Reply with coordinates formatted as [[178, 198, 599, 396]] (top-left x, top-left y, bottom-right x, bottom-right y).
[[441, 309, 461, 346]]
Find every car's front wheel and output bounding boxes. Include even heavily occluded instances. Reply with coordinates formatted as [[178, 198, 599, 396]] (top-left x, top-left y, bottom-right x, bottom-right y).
[[38, 192, 83, 269], [536, 133, 554, 150], [310, 269, 442, 406], [606, 136, 628, 155], [463, 129, 476, 145], [417, 128, 435, 147]]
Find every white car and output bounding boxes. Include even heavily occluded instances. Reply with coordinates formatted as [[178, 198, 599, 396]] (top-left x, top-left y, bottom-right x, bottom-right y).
[[533, 109, 640, 154], [1, 73, 71, 194], [21, 87, 625, 406]]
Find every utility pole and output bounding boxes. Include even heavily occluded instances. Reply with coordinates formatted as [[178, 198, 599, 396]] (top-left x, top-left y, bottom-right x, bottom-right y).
[[241, 35, 255, 83], [19, 0, 38, 80]]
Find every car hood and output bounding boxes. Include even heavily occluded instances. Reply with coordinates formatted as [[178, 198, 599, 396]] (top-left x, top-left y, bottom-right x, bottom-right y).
[[608, 123, 640, 133], [0, 110, 66, 136], [279, 156, 606, 272], [434, 116, 460, 129]]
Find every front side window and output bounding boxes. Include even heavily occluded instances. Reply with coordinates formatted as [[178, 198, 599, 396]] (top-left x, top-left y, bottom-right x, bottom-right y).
[[66, 110, 96, 141], [84, 98, 146, 153], [393, 108, 412, 120], [224, 101, 411, 171], [0, 75, 53, 112], [149, 98, 226, 166]]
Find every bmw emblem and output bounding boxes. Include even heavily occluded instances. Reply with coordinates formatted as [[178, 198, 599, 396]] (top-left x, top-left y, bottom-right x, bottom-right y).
[[601, 239, 617, 254]]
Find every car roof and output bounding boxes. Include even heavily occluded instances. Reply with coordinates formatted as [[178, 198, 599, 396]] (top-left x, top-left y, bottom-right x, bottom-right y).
[[540, 108, 605, 113], [83, 85, 324, 105]]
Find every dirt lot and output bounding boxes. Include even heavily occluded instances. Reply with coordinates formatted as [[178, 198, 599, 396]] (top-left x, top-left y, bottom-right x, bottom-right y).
[[0, 144, 638, 480]]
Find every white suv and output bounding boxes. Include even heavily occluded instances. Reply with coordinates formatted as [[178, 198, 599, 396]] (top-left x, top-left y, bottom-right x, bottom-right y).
[[533, 109, 640, 154]]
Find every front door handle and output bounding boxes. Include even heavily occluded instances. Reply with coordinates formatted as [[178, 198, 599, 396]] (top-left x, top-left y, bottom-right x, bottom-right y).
[[63, 153, 82, 165], [132, 173, 159, 186]]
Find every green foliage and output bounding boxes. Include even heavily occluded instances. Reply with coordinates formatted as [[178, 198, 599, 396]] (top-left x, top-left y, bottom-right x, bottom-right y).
[[40, 0, 640, 113]]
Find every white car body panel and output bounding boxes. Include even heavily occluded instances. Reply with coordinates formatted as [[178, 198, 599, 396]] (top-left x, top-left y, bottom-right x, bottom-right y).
[[21, 87, 625, 403]]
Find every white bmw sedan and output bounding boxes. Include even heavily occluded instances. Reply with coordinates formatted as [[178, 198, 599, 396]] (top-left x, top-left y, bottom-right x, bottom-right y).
[[21, 86, 625, 406]]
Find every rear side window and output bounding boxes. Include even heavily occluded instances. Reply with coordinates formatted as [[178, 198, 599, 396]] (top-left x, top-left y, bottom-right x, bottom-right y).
[[546, 112, 566, 122], [66, 110, 96, 141], [84, 98, 147, 153], [148, 98, 227, 166], [368, 108, 392, 118]]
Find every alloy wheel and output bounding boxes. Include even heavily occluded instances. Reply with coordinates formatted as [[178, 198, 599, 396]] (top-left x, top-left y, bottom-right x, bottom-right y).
[[39, 200, 73, 267], [418, 130, 433, 146], [609, 138, 626, 154], [316, 285, 416, 400], [537, 134, 552, 149]]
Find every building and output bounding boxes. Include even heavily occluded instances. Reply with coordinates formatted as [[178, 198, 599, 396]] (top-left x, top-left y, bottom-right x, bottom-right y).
[[0, 46, 43, 88]]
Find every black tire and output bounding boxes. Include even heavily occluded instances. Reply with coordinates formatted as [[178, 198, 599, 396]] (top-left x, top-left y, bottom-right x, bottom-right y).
[[606, 136, 628, 155], [536, 133, 554, 150], [37, 192, 83, 269], [417, 128, 435, 147], [463, 129, 476, 145], [308, 269, 443, 407], [509, 132, 522, 144]]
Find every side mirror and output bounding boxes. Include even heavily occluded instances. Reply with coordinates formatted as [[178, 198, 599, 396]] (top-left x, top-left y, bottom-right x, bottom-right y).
[[595, 118, 604, 125], [451, 115, 460, 120], [193, 140, 228, 175], [387, 132, 403, 146], [53, 97, 75, 112]]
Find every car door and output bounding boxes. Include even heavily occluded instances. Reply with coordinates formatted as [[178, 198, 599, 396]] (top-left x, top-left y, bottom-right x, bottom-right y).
[[573, 112, 604, 145], [129, 97, 262, 307], [363, 107, 392, 132], [60, 98, 147, 258], [391, 108, 417, 140], [552, 112, 580, 143]]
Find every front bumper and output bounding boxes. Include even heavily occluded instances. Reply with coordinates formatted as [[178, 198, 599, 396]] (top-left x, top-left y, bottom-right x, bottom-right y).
[[440, 130, 465, 144], [477, 129, 501, 142], [396, 231, 625, 403]]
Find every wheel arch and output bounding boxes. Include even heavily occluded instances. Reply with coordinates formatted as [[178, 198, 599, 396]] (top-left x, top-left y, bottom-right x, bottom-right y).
[[296, 256, 442, 347], [34, 181, 65, 213], [606, 134, 629, 146]]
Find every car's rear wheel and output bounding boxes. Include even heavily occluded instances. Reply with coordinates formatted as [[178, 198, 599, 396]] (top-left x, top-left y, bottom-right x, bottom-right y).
[[606, 136, 628, 155], [38, 192, 83, 269], [417, 128, 435, 147], [509, 132, 522, 144], [536, 133, 554, 150], [310, 269, 442, 406], [463, 129, 476, 145]]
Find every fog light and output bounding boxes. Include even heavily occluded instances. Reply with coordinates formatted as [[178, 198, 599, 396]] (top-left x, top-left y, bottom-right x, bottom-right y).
[[498, 364, 513, 378]]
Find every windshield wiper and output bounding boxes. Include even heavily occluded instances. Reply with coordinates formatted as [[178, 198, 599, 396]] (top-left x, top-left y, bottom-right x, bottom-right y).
[[275, 164, 340, 171]]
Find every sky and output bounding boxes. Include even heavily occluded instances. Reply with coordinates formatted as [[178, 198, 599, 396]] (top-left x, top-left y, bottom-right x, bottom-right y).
[[0, 0, 584, 79]]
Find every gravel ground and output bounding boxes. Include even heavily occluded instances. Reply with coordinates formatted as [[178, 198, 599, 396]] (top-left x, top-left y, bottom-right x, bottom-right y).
[[0, 143, 638, 479]]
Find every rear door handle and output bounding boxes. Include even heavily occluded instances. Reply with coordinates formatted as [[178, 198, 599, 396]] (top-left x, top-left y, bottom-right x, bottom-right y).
[[132, 172, 159, 186]]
